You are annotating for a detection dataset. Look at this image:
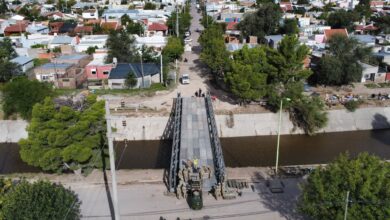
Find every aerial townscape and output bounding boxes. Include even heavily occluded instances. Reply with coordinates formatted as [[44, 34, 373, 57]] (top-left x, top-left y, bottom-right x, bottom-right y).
[[0, 0, 390, 218]]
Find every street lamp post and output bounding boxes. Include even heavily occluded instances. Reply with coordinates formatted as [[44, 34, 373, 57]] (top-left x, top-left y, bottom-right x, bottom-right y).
[[140, 52, 145, 88], [275, 98, 290, 175]]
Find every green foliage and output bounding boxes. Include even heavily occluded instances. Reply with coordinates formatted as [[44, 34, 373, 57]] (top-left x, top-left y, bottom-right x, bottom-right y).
[[19, 95, 107, 173], [33, 58, 50, 67], [199, 23, 229, 76], [0, 61, 21, 82], [0, 178, 13, 217], [344, 100, 362, 112], [297, 0, 309, 4], [289, 96, 328, 135], [326, 10, 359, 30], [2, 77, 53, 119], [86, 46, 98, 55], [226, 46, 269, 101], [121, 14, 144, 35], [238, 3, 281, 40], [312, 35, 372, 85], [299, 153, 390, 219], [167, 4, 192, 36], [0, 0, 8, 17], [373, 15, 390, 34], [31, 44, 45, 49], [2, 180, 81, 220], [126, 72, 138, 88], [0, 38, 17, 60], [106, 30, 137, 63], [144, 2, 156, 10], [200, 14, 214, 28], [162, 37, 184, 62], [57, 0, 76, 12], [280, 18, 299, 35], [52, 47, 61, 53]]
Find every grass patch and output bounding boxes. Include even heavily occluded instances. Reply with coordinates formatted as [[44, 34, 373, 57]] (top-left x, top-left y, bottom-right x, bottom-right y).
[[344, 100, 363, 112], [53, 88, 82, 97], [377, 82, 390, 88], [364, 83, 381, 88], [93, 83, 168, 96]]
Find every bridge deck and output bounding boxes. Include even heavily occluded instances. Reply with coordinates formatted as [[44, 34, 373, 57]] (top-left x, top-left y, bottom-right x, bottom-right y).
[[179, 97, 217, 191]]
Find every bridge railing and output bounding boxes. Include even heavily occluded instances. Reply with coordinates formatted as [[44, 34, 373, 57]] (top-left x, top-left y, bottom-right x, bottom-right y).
[[205, 94, 226, 183], [168, 93, 182, 192]]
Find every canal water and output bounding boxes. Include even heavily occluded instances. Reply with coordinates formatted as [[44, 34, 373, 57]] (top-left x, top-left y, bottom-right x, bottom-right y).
[[1, 129, 390, 173]]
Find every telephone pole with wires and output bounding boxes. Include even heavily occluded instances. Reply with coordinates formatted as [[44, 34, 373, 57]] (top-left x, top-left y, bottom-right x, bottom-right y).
[[176, 3, 179, 37], [105, 101, 120, 220]]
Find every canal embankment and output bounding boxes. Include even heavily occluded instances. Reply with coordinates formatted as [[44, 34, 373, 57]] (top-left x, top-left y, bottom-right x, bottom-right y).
[[111, 106, 390, 141], [1, 107, 390, 142]]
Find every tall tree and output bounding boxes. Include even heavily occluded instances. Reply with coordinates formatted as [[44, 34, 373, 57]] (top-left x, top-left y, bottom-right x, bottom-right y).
[[125, 72, 138, 88], [238, 3, 282, 40], [199, 23, 229, 77], [280, 18, 299, 35], [2, 180, 81, 220], [106, 30, 137, 63], [162, 37, 184, 62], [373, 15, 390, 34], [2, 77, 53, 119], [143, 2, 156, 10], [0, 38, 21, 82], [299, 153, 390, 219], [166, 4, 192, 36], [326, 10, 359, 30], [312, 35, 372, 85], [19, 95, 107, 174]]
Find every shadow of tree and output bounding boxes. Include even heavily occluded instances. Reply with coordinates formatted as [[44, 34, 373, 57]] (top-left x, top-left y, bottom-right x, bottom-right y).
[[251, 172, 307, 220], [371, 114, 390, 146], [101, 146, 115, 220]]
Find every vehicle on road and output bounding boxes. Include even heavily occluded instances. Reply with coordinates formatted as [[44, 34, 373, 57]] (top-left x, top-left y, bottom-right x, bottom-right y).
[[185, 31, 191, 37], [266, 179, 285, 193], [181, 74, 190, 84], [184, 37, 192, 43]]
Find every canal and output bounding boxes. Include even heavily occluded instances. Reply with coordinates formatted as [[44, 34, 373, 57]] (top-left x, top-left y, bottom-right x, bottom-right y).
[[1, 129, 390, 173]]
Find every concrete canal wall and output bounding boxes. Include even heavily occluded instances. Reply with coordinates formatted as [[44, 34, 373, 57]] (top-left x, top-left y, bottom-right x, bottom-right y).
[[112, 107, 390, 141], [1, 107, 390, 142]]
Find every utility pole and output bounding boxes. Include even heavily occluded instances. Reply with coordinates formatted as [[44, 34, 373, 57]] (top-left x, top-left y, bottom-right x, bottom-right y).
[[160, 53, 163, 84], [275, 98, 290, 175], [176, 3, 179, 37], [140, 53, 145, 88], [105, 101, 120, 220], [344, 191, 350, 220]]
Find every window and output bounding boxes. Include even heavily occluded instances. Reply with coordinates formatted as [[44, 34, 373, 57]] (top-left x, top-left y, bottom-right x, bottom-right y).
[[103, 71, 109, 75], [62, 78, 70, 82], [42, 75, 49, 80], [122, 120, 127, 126], [121, 101, 125, 108], [91, 69, 97, 74]]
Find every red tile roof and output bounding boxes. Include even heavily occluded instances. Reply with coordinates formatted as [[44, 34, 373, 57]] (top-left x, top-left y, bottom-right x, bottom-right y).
[[74, 26, 93, 33], [324, 28, 348, 42], [226, 21, 238, 30], [148, 22, 168, 31], [370, 1, 384, 7], [280, 2, 293, 12], [101, 21, 119, 30], [355, 24, 378, 31], [4, 23, 26, 34]]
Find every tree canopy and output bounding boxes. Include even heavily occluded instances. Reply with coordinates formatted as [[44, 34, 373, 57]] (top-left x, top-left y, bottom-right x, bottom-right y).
[[126, 71, 138, 88], [280, 18, 299, 35], [2, 77, 53, 120], [162, 36, 184, 62], [326, 10, 359, 30], [106, 30, 137, 63], [311, 35, 372, 85], [237, 3, 282, 40], [199, 23, 229, 77], [144, 2, 156, 10], [299, 153, 390, 220], [0, 38, 21, 82], [167, 4, 192, 37], [1, 180, 81, 220], [19, 95, 108, 174]]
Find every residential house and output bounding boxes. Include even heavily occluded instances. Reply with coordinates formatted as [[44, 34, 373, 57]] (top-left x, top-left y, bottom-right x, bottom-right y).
[[55, 54, 91, 67], [40, 4, 55, 15], [146, 22, 168, 37], [354, 24, 378, 35], [353, 34, 376, 46], [49, 36, 77, 49], [100, 21, 121, 31], [75, 35, 108, 52], [225, 21, 240, 44], [85, 53, 113, 89], [265, 35, 283, 48], [82, 9, 99, 21], [360, 62, 383, 82], [323, 28, 348, 43], [10, 55, 34, 72], [34, 63, 85, 89], [134, 34, 167, 50], [21, 33, 53, 49], [26, 22, 49, 34], [108, 63, 161, 89], [73, 26, 93, 35], [4, 23, 27, 36], [49, 22, 77, 34]]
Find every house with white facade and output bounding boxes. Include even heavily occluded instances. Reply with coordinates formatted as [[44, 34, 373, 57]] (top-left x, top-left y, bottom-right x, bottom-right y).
[[108, 63, 161, 89], [75, 35, 108, 52]]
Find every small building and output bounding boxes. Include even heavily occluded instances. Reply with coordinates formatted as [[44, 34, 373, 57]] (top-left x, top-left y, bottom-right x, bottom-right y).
[[146, 22, 168, 36], [134, 35, 167, 51], [360, 62, 383, 83], [4, 23, 26, 36], [34, 63, 86, 89], [353, 34, 376, 47], [82, 9, 99, 21], [108, 63, 161, 89], [49, 36, 77, 49], [54, 54, 91, 68], [85, 53, 113, 89], [323, 28, 349, 43], [10, 56, 34, 72], [75, 35, 108, 52]]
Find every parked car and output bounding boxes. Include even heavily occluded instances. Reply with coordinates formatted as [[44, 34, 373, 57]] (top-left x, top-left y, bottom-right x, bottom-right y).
[[266, 179, 284, 193], [181, 74, 190, 84]]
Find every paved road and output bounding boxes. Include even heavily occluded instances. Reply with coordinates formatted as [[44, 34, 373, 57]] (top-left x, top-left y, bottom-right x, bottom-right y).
[[70, 178, 303, 220]]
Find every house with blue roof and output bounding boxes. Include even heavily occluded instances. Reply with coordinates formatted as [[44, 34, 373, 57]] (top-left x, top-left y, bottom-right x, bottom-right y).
[[108, 63, 161, 89], [10, 56, 34, 72]]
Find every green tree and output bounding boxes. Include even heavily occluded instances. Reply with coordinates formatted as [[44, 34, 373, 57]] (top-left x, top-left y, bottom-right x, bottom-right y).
[[326, 10, 359, 30], [2, 77, 53, 119], [126, 21, 144, 35], [120, 14, 131, 25], [2, 180, 81, 220], [280, 18, 299, 35], [162, 37, 184, 62], [0, 0, 8, 17], [297, 0, 309, 4], [200, 14, 214, 28], [86, 46, 98, 55], [144, 2, 156, 10], [312, 35, 372, 85], [125, 71, 138, 88], [167, 4, 192, 36], [19, 95, 107, 174], [106, 30, 137, 63], [225, 46, 269, 102], [238, 3, 281, 40], [373, 15, 390, 34], [299, 153, 390, 219], [199, 23, 229, 77], [0, 37, 17, 60]]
